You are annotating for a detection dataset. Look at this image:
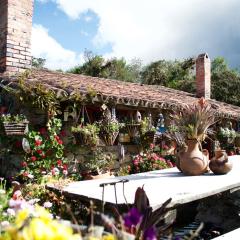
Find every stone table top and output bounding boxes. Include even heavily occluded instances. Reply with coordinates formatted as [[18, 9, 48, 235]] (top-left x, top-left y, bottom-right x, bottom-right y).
[[50, 155, 240, 210]]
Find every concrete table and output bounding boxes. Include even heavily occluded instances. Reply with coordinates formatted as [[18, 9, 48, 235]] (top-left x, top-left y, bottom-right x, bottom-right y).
[[50, 155, 240, 210]]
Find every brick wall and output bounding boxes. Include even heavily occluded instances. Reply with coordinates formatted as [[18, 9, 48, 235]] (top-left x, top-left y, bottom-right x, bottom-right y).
[[0, 0, 33, 73], [196, 53, 211, 99]]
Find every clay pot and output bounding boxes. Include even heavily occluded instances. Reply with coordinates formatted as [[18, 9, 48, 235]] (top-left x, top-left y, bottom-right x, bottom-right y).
[[178, 139, 209, 176], [209, 150, 233, 175]]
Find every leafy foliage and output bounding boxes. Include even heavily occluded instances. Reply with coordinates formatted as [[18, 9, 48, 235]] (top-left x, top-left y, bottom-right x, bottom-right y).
[[68, 50, 142, 82], [211, 57, 240, 106], [171, 98, 216, 142], [141, 58, 195, 92], [21, 118, 67, 182], [32, 57, 46, 69]]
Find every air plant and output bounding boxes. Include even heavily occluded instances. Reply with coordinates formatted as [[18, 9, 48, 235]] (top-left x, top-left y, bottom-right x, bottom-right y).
[[171, 98, 216, 142]]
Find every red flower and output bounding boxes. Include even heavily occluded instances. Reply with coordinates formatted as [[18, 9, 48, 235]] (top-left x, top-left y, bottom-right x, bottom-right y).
[[22, 172, 29, 177], [57, 139, 63, 145], [21, 161, 27, 167], [35, 140, 42, 146], [41, 154, 46, 159], [60, 130, 67, 137], [39, 128, 47, 135], [57, 160, 62, 166], [54, 135, 60, 140], [36, 149, 42, 154], [30, 156, 37, 162], [63, 164, 68, 170]]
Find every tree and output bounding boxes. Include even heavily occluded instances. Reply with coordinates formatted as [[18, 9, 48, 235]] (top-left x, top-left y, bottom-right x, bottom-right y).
[[32, 57, 46, 69], [68, 50, 141, 82], [141, 58, 195, 93], [211, 57, 240, 106]]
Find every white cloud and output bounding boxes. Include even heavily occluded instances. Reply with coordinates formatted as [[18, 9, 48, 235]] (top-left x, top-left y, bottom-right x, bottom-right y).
[[32, 24, 83, 70], [51, 0, 240, 66], [84, 16, 92, 22], [80, 30, 89, 37]]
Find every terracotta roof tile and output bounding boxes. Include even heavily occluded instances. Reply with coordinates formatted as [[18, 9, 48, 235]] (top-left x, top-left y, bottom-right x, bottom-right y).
[[1, 69, 240, 119]]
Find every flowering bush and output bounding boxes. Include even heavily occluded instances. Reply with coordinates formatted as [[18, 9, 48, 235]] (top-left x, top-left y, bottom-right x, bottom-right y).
[[21, 118, 67, 182], [128, 144, 174, 174]]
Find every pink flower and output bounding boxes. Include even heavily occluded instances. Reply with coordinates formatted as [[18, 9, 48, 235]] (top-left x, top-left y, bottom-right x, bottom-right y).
[[21, 161, 27, 167], [43, 201, 52, 208], [12, 190, 22, 200], [30, 156, 37, 162], [150, 143, 155, 149], [163, 145, 169, 150]]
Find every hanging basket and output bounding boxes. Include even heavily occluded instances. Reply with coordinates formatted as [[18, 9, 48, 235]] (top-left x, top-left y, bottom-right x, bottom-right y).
[[99, 131, 119, 146], [73, 132, 99, 147], [143, 131, 155, 144], [3, 121, 29, 136]]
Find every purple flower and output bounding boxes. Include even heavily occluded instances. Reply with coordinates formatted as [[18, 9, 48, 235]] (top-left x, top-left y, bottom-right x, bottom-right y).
[[143, 227, 157, 240], [123, 207, 142, 228]]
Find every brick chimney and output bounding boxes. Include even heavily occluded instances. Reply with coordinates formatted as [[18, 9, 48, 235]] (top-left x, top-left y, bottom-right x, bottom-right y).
[[196, 53, 211, 99], [0, 0, 33, 74]]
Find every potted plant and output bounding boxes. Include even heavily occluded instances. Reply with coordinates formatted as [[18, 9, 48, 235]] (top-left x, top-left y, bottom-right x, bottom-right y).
[[98, 119, 124, 146], [140, 117, 156, 145], [1, 114, 29, 136], [171, 98, 216, 175], [217, 127, 236, 146], [71, 123, 99, 147], [79, 148, 115, 180]]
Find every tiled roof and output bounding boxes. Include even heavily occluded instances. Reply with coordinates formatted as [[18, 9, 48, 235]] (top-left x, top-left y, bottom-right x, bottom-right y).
[[1, 69, 240, 119]]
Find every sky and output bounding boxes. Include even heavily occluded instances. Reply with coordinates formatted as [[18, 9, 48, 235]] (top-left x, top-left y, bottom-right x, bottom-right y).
[[32, 0, 240, 70]]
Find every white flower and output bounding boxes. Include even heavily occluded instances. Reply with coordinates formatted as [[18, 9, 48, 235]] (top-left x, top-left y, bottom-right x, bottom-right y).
[[0, 189, 6, 194], [7, 208, 15, 216], [43, 201, 52, 208], [28, 199, 40, 205], [27, 174, 34, 179], [1, 221, 10, 228], [52, 167, 60, 176]]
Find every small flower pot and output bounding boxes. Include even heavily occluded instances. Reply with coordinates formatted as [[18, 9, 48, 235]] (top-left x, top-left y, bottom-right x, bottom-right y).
[[3, 121, 29, 136]]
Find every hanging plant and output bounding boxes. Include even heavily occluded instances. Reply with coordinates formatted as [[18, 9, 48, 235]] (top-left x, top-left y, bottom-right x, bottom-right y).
[[1, 114, 29, 136]]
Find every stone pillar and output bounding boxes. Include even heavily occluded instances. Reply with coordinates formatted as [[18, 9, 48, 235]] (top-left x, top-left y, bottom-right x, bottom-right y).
[[0, 0, 33, 73], [196, 53, 211, 99]]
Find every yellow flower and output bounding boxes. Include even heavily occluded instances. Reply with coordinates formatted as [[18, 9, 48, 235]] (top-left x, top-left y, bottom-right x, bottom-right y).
[[15, 209, 31, 228], [102, 234, 117, 240]]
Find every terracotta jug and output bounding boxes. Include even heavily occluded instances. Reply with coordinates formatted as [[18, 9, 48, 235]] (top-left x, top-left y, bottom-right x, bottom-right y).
[[209, 150, 233, 175], [179, 139, 209, 176]]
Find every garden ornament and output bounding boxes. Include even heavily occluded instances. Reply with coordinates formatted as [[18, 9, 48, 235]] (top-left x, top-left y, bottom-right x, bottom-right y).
[[64, 106, 77, 122]]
